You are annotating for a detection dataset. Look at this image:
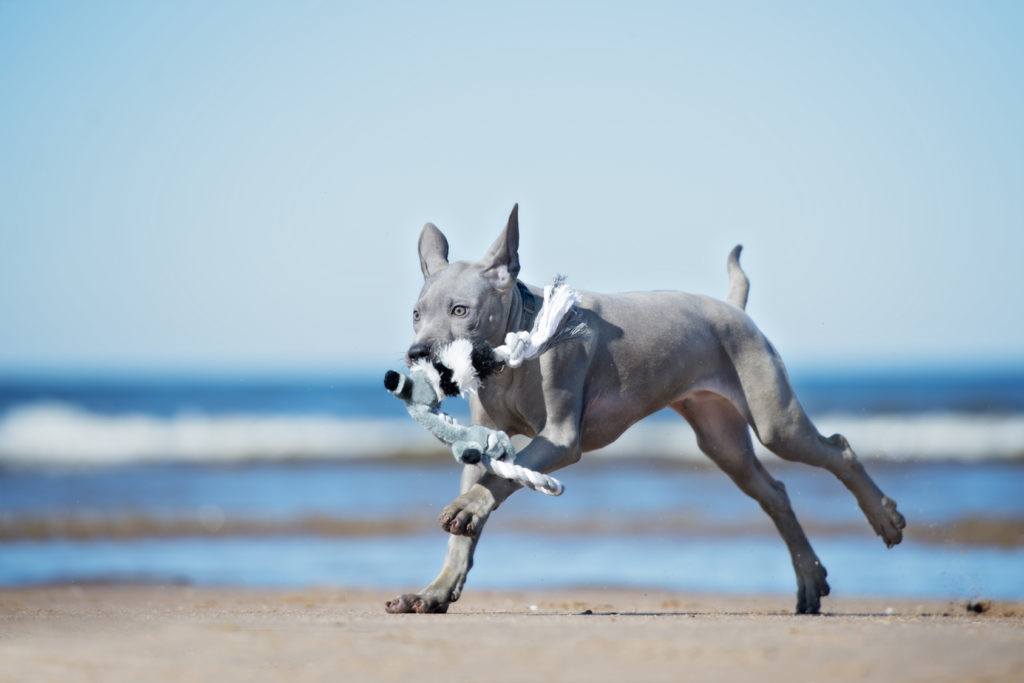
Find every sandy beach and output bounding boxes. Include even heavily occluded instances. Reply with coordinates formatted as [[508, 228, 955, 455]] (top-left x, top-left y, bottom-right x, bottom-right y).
[[1, 585, 1021, 683]]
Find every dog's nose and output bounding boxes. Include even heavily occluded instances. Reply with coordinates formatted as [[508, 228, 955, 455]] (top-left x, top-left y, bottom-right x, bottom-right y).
[[407, 343, 432, 362]]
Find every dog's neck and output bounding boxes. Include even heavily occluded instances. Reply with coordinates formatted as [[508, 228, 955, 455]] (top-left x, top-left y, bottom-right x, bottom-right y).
[[491, 281, 538, 361], [515, 281, 539, 332]]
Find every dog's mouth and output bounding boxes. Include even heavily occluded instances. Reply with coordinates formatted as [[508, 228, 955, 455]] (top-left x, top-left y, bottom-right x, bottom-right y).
[[406, 338, 504, 382]]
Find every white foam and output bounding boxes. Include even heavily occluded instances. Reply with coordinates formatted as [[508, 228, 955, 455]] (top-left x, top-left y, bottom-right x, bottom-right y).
[[0, 402, 435, 467], [596, 412, 1024, 462], [1, 402, 1022, 467]]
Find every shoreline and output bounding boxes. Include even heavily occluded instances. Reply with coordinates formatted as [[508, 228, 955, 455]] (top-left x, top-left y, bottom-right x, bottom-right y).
[[2, 585, 1022, 682], [2, 511, 1022, 547]]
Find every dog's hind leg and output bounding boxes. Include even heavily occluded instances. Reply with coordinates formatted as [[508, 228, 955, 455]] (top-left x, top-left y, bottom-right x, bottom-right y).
[[733, 347, 906, 547], [385, 465, 484, 614], [673, 394, 831, 614]]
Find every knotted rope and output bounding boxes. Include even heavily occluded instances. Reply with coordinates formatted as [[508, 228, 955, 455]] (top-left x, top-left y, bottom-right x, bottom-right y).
[[492, 276, 589, 368], [467, 432, 564, 496]]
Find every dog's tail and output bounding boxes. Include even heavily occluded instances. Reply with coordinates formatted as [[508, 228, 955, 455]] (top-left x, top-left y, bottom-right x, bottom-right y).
[[726, 245, 749, 310]]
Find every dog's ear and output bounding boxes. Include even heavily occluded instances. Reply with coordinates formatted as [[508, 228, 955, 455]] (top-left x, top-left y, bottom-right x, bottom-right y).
[[480, 204, 520, 291], [419, 223, 449, 278]]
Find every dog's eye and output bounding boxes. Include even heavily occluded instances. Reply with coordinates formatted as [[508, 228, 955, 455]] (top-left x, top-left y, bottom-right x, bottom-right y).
[[451, 305, 468, 317], [413, 310, 420, 322]]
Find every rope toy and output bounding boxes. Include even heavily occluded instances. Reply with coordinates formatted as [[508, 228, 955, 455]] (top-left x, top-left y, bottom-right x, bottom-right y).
[[384, 277, 589, 496]]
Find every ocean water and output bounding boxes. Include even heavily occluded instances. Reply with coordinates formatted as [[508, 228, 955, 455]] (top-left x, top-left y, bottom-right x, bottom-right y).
[[1, 368, 1023, 465], [0, 368, 1022, 601]]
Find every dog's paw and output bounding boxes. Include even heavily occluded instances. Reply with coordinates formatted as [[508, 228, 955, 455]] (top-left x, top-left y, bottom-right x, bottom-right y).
[[795, 560, 830, 615], [385, 592, 450, 614], [438, 489, 493, 537], [873, 496, 906, 548]]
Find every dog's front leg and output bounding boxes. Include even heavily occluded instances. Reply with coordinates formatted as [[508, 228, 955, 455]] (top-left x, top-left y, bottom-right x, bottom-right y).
[[386, 433, 579, 613], [439, 429, 582, 537], [440, 359, 586, 537], [385, 464, 483, 614]]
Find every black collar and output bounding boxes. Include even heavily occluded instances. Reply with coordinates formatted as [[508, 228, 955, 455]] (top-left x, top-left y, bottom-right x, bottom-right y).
[[516, 281, 538, 332]]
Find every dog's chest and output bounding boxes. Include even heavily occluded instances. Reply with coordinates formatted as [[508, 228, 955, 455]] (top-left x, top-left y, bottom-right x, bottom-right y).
[[471, 376, 539, 438]]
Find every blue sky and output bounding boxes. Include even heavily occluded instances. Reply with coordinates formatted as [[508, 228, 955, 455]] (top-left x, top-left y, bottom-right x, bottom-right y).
[[1, 1, 1022, 374]]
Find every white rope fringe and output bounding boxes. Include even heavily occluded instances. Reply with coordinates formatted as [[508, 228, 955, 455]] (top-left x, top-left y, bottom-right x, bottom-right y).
[[493, 276, 584, 368]]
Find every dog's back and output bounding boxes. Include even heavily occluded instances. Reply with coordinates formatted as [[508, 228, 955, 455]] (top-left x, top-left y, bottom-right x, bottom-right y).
[[565, 288, 761, 451]]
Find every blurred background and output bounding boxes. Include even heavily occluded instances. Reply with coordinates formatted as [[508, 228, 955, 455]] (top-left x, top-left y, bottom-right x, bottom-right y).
[[1, 1, 1022, 601]]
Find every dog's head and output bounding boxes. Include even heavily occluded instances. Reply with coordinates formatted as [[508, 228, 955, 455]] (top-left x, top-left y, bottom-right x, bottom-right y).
[[407, 204, 521, 364]]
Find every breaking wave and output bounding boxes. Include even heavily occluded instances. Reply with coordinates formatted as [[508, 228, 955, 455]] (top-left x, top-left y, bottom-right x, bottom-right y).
[[1, 402, 1022, 467], [597, 411, 1024, 462], [0, 402, 434, 467]]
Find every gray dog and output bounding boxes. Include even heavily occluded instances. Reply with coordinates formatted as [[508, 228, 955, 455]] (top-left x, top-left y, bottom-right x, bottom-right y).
[[386, 205, 905, 615]]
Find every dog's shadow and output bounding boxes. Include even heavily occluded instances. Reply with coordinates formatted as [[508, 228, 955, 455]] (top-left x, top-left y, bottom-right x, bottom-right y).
[[453, 609, 923, 618]]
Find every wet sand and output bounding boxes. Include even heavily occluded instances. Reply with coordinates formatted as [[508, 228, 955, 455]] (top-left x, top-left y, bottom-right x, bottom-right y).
[[1, 586, 1021, 682], [2, 513, 1022, 547]]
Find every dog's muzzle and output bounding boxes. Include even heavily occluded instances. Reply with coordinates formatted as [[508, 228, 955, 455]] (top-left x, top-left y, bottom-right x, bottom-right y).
[[406, 342, 432, 363]]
